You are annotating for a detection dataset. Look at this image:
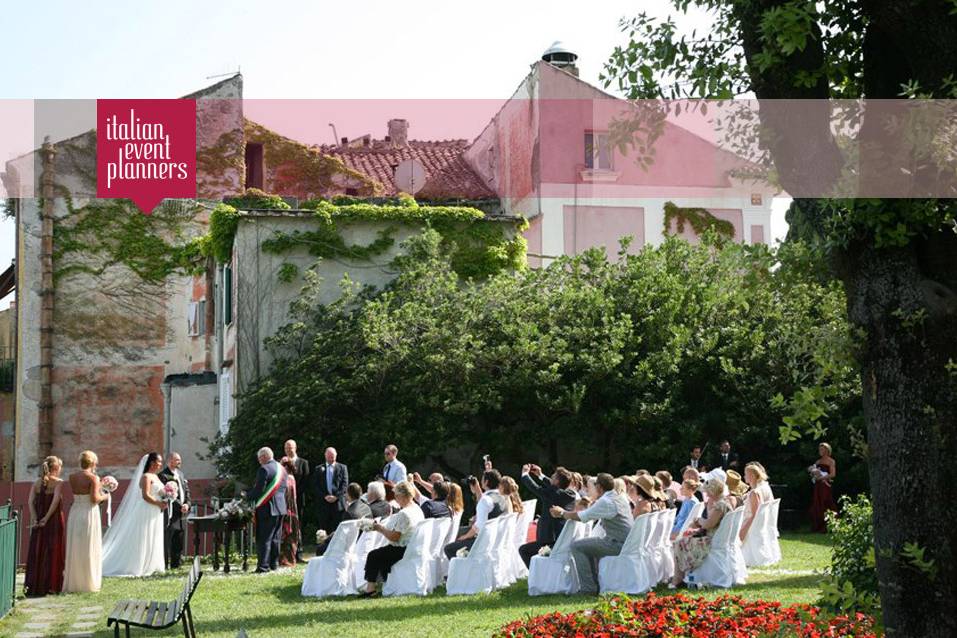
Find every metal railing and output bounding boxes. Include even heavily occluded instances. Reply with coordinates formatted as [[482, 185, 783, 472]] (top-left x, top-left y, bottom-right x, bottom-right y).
[[0, 500, 20, 619]]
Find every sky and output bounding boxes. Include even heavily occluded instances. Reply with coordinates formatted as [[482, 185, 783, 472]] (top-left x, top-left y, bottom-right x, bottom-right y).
[[0, 0, 789, 306]]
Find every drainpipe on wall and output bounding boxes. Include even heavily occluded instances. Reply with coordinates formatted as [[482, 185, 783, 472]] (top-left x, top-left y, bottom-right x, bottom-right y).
[[38, 137, 56, 459], [162, 381, 172, 455]]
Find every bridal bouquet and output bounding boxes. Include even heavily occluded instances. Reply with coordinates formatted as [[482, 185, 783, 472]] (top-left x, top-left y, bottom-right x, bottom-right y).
[[357, 518, 376, 532], [162, 482, 180, 501], [807, 465, 826, 483], [100, 476, 119, 494]]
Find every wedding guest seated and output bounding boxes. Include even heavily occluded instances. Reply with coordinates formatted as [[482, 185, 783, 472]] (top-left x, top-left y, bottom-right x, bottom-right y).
[[681, 467, 704, 501], [632, 474, 667, 517], [671, 479, 700, 540], [518, 464, 577, 567], [411, 471, 445, 499], [656, 471, 681, 502], [652, 475, 676, 509], [739, 462, 774, 541], [419, 480, 451, 519], [359, 481, 425, 598], [551, 472, 634, 595], [725, 470, 750, 509], [366, 481, 395, 519], [345, 483, 372, 520], [446, 482, 465, 518], [570, 472, 585, 495], [443, 470, 507, 559], [499, 476, 524, 515], [584, 475, 599, 501], [669, 478, 732, 588]]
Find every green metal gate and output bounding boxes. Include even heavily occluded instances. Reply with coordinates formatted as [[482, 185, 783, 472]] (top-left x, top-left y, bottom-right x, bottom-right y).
[[0, 501, 19, 619]]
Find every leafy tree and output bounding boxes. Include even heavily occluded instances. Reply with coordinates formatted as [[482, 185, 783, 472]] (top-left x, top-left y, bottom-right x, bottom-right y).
[[603, 2, 957, 634]]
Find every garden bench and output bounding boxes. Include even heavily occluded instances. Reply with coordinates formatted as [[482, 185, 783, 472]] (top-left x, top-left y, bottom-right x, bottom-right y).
[[107, 556, 202, 637]]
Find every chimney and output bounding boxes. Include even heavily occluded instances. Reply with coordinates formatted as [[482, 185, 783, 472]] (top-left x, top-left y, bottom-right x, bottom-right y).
[[542, 41, 579, 77], [387, 119, 409, 148]]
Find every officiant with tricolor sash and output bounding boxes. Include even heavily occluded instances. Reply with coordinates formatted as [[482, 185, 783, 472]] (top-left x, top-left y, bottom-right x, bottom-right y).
[[246, 447, 288, 573]]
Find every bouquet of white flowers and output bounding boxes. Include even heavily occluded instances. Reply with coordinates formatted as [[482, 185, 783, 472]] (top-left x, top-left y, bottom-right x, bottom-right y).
[[537, 545, 552, 557], [216, 498, 254, 522], [100, 475, 119, 494], [358, 518, 376, 532], [456, 546, 469, 558]]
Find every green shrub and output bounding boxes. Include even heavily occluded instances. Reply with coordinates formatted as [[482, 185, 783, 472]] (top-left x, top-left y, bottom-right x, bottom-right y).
[[818, 494, 881, 618]]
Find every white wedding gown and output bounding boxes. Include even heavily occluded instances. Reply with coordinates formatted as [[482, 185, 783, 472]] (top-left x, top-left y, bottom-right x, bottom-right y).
[[102, 471, 166, 577]]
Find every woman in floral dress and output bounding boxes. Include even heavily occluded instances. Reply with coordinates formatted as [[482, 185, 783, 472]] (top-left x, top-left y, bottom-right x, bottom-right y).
[[669, 478, 732, 587]]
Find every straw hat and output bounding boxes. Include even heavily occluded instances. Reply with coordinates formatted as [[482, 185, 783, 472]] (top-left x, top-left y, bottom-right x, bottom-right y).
[[635, 474, 667, 501], [725, 470, 750, 497]]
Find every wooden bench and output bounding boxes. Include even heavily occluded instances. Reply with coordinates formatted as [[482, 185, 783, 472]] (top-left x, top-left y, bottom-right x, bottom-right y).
[[107, 556, 203, 638]]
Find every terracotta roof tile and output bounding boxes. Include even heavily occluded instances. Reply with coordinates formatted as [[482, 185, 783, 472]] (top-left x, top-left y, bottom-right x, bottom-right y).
[[316, 139, 495, 200]]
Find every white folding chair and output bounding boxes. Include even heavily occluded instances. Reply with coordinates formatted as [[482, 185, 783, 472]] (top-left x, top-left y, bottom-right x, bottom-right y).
[[383, 519, 443, 597], [768, 498, 782, 559], [301, 520, 361, 597], [742, 500, 776, 567], [597, 511, 658, 594], [686, 507, 747, 588], [446, 515, 513, 595], [508, 502, 537, 581], [352, 515, 392, 590], [435, 511, 462, 584], [677, 500, 705, 538], [527, 519, 590, 595], [656, 508, 677, 584]]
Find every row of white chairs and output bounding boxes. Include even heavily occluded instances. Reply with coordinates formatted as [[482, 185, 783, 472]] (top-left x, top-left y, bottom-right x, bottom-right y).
[[302, 497, 781, 598], [302, 500, 536, 598]]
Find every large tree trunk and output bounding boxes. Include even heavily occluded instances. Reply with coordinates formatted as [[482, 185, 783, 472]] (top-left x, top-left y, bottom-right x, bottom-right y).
[[836, 227, 957, 637]]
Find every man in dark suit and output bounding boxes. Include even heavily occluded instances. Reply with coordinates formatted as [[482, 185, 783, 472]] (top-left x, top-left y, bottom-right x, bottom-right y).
[[282, 439, 310, 561], [518, 464, 577, 567], [343, 483, 372, 521], [157, 452, 191, 569], [712, 440, 740, 471], [687, 445, 707, 472], [246, 447, 287, 573], [313, 446, 348, 535]]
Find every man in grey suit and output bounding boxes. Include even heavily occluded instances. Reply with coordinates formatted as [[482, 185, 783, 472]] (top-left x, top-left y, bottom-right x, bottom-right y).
[[550, 472, 633, 594], [246, 447, 287, 573]]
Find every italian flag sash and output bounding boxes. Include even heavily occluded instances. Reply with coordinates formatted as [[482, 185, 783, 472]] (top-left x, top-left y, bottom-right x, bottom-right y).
[[255, 466, 286, 509]]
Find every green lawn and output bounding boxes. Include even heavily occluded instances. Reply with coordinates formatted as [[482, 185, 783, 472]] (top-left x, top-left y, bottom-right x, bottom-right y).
[[1, 532, 832, 638]]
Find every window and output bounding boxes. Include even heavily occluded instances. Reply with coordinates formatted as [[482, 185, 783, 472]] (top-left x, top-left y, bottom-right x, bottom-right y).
[[584, 132, 613, 170], [223, 265, 233, 326], [187, 300, 206, 336], [244, 143, 264, 190]]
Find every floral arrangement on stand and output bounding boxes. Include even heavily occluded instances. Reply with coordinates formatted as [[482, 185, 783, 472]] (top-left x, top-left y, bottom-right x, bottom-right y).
[[494, 593, 878, 638], [216, 498, 254, 524]]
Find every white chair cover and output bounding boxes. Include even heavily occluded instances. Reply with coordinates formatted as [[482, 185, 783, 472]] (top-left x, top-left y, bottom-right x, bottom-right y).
[[507, 501, 537, 581], [301, 520, 361, 597], [527, 519, 590, 595], [742, 500, 779, 567], [383, 519, 445, 597], [446, 515, 516, 595], [677, 500, 705, 538], [655, 508, 677, 584], [435, 511, 463, 584], [597, 511, 658, 594], [686, 506, 747, 588], [352, 515, 392, 590]]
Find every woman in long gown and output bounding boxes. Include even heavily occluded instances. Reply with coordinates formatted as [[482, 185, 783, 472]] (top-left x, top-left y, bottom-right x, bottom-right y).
[[102, 452, 168, 577], [24, 456, 66, 596], [63, 451, 110, 593], [809, 442, 838, 533], [278, 457, 300, 566]]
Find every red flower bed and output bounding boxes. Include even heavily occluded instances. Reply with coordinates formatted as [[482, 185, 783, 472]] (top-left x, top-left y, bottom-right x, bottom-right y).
[[494, 593, 878, 638]]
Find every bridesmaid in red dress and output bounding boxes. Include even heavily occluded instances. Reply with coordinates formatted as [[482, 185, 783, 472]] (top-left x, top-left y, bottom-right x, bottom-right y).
[[808, 442, 837, 533], [24, 456, 67, 596]]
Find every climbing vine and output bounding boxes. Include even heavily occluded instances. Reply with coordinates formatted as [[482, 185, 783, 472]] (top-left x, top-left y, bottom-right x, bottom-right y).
[[206, 189, 527, 279], [663, 201, 735, 240]]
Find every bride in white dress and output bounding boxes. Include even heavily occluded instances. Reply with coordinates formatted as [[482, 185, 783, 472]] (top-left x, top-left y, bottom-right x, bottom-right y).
[[102, 452, 168, 577]]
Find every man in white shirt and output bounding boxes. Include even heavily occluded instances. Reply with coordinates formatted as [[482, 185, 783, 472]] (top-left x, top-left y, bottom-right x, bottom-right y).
[[550, 472, 633, 594], [443, 470, 507, 559], [381, 444, 407, 484]]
